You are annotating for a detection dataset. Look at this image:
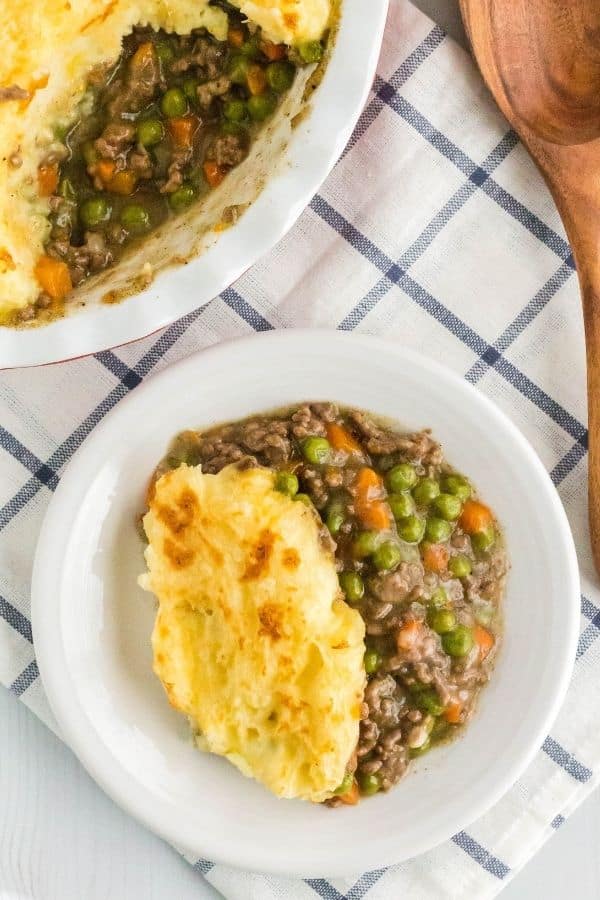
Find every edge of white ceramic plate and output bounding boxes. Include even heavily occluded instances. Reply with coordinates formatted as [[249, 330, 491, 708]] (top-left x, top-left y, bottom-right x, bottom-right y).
[[31, 331, 580, 876], [0, 0, 389, 369]]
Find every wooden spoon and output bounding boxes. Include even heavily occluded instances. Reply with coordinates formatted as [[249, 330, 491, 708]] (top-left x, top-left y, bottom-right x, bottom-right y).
[[460, 0, 600, 571]]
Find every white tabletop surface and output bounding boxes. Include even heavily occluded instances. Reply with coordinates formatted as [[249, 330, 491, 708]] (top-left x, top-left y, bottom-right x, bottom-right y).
[[2, 2, 598, 898]]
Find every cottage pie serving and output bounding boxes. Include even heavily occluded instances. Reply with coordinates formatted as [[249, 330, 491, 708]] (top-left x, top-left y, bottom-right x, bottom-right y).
[[139, 404, 507, 805], [0, 0, 333, 325]]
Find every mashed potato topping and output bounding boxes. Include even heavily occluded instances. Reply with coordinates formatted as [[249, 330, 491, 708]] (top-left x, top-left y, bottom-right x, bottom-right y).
[[139, 464, 365, 802], [0, 0, 331, 320]]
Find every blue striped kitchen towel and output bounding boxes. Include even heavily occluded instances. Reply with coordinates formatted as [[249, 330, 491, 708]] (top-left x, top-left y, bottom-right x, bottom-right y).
[[1, 1, 598, 897]]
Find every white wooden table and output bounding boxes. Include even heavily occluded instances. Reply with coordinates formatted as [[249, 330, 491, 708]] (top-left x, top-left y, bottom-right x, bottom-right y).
[[2, 2, 599, 897]]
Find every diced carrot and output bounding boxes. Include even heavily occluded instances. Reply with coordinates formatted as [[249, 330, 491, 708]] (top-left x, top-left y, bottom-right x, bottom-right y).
[[38, 162, 58, 196], [34, 255, 72, 301], [203, 160, 226, 188], [355, 466, 382, 495], [228, 26, 245, 47], [354, 467, 391, 530], [107, 170, 137, 195], [261, 40, 286, 60], [168, 115, 198, 148], [326, 423, 363, 455], [444, 701, 462, 724], [473, 624, 494, 660], [131, 41, 156, 68], [95, 159, 116, 184], [362, 501, 390, 530], [337, 781, 359, 805], [422, 542, 449, 573], [396, 619, 422, 652], [459, 499, 493, 535], [246, 63, 267, 95]]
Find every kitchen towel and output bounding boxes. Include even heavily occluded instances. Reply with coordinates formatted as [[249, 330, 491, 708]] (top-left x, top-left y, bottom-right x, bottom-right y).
[[1, 1, 598, 898]]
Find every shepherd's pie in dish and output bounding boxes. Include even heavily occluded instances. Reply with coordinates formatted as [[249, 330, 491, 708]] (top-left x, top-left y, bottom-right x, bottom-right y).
[[0, 0, 333, 325]]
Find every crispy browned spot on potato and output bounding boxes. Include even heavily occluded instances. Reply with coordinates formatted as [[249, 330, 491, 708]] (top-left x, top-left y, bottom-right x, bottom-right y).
[[82, 0, 119, 32], [0, 86, 29, 102], [0, 248, 15, 272], [163, 537, 195, 569], [258, 603, 283, 640], [283, 12, 298, 29], [157, 488, 198, 535], [282, 547, 300, 570], [243, 528, 275, 580]]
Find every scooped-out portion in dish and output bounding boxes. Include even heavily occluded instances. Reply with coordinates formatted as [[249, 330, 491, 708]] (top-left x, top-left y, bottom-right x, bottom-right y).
[[0, 0, 332, 326], [140, 404, 507, 805]]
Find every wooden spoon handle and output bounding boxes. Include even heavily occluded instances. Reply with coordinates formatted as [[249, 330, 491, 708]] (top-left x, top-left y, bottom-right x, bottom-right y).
[[582, 279, 600, 573], [528, 137, 600, 569]]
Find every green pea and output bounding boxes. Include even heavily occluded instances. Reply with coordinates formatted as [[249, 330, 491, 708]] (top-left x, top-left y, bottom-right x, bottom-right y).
[[266, 60, 295, 92], [169, 184, 196, 211], [409, 738, 431, 758], [82, 140, 98, 166], [299, 40, 324, 64], [431, 718, 451, 740], [433, 493, 463, 521], [120, 204, 151, 233], [339, 571, 364, 603], [396, 515, 425, 544], [428, 587, 448, 609], [428, 608, 457, 634], [387, 463, 417, 493], [58, 177, 76, 201], [415, 688, 445, 716], [293, 493, 312, 506], [448, 554, 472, 578], [326, 508, 345, 535], [413, 478, 440, 506], [247, 91, 277, 121], [333, 772, 354, 795], [388, 492, 415, 520], [136, 118, 164, 147], [161, 87, 188, 118], [155, 41, 174, 67], [425, 517, 453, 543], [53, 122, 69, 142], [80, 196, 111, 229], [364, 649, 382, 674], [274, 471, 299, 496], [239, 35, 260, 58], [352, 530, 380, 558], [359, 773, 381, 796], [442, 625, 474, 657], [228, 54, 250, 85], [220, 121, 249, 138], [471, 525, 496, 554], [301, 436, 330, 465], [441, 474, 472, 502], [183, 78, 199, 103], [223, 99, 248, 122], [373, 540, 402, 571]]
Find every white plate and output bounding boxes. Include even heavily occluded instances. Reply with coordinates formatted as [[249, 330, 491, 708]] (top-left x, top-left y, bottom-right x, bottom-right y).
[[31, 330, 580, 876], [1, 1, 388, 369]]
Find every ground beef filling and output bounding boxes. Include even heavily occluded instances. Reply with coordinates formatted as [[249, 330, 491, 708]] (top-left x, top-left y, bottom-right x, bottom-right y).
[[32, 11, 319, 315], [156, 403, 507, 802]]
